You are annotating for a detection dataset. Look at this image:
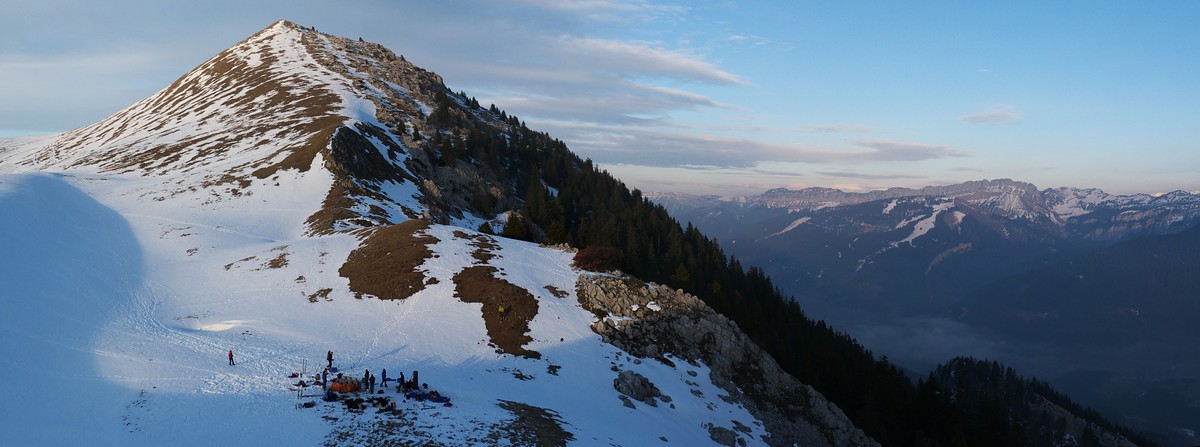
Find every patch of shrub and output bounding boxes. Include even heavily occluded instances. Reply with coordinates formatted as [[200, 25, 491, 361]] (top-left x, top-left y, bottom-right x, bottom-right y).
[[572, 245, 622, 272]]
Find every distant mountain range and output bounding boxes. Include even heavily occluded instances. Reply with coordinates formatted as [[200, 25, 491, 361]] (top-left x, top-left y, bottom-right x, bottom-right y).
[[652, 180, 1200, 445], [651, 179, 1200, 318], [0, 19, 1164, 447]]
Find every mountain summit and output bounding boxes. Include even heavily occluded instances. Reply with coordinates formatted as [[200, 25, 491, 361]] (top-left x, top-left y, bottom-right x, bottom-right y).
[[3, 20, 508, 234], [0, 20, 879, 447], [0, 21, 1152, 447]]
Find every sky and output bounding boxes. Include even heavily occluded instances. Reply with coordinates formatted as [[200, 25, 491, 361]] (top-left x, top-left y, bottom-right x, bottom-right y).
[[2, 0, 1198, 195]]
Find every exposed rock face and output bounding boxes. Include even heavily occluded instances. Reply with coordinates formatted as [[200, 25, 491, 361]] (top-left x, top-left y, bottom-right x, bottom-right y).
[[708, 425, 739, 447], [612, 370, 663, 407], [577, 275, 879, 447]]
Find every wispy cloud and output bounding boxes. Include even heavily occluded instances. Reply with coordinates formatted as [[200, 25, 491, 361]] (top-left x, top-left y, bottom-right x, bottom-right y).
[[531, 119, 968, 169], [803, 124, 871, 134], [726, 34, 771, 47], [845, 139, 971, 161], [815, 171, 926, 180], [563, 36, 745, 85], [513, 0, 686, 17], [960, 105, 1021, 124], [976, 68, 1000, 78]]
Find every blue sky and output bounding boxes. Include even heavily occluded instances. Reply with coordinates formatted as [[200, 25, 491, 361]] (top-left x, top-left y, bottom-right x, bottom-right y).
[[2, 0, 1197, 195]]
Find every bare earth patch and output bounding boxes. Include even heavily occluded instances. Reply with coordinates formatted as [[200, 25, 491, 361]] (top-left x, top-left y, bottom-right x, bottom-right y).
[[495, 400, 575, 447], [308, 288, 333, 303], [453, 266, 540, 359], [224, 256, 257, 270], [261, 245, 290, 269], [455, 230, 500, 263], [339, 220, 437, 300], [543, 285, 568, 298]]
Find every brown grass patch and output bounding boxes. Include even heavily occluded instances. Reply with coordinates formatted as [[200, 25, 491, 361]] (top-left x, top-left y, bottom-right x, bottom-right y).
[[454, 266, 540, 359], [495, 400, 575, 447], [339, 220, 436, 300], [308, 288, 333, 303], [454, 230, 500, 263], [264, 252, 289, 269], [543, 285, 568, 298], [262, 246, 290, 269], [224, 256, 257, 270]]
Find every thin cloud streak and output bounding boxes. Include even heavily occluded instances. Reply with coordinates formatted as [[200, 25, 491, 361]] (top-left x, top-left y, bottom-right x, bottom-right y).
[[961, 105, 1021, 124], [803, 124, 872, 134], [845, 139, 971, 162], [534, 120, 969, 169], [815, 171, 926, 180]]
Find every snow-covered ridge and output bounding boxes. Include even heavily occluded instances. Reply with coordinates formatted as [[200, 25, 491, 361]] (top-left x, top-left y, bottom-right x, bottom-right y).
[[1, 21, 355, 180], [659, 179, 1200, 233], [3, 168, 795, 445], [0, 20, 492, 234], [2, 19, 863, 446]]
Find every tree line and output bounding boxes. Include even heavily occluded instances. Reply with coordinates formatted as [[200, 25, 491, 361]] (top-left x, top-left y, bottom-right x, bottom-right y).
[[418, 88, 1152, 446]]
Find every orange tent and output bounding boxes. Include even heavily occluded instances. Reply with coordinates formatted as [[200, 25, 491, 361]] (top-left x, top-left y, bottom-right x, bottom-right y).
[[329, 377, 360, 393]]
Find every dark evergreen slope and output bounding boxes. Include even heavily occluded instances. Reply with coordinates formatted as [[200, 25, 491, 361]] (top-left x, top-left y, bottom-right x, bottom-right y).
[[464, 122, 914, 445], [956, 223, 1200, 446], [441, 109, 1148, 446], [914, 357, 1155, 447], [315, 33, 1150, 445], [960, 222, 1200, 360]]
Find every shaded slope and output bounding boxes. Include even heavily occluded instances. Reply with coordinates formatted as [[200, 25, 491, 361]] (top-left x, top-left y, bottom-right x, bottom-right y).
[[0, 18, 1156, 446], [914, 357, 1153, 447], [960, 223, 1200, 356], [0, 173, 145, 444]]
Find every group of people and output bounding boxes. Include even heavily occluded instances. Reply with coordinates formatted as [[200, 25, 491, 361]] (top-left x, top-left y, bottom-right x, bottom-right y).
[[318, 350, 425, 398], [230, 348, 432, 400]]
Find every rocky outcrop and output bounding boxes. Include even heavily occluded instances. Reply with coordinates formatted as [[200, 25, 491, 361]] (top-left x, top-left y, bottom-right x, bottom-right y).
[[577, 275, 879, 447], [612, 370, 664, 407]]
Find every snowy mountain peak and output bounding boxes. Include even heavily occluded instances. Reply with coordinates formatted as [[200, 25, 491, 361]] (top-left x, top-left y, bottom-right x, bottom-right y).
[[1, 21, 884, 446], [0, 20, 498, 234], [656, 178, 1200, 267], [5, 21, 347, 177]]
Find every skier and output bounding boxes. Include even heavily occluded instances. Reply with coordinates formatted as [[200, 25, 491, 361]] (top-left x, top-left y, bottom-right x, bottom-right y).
[[228, 349, 235, 366], [326, 350, 333, 368]]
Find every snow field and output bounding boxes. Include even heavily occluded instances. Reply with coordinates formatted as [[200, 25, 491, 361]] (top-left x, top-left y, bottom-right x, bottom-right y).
[[0, 170, 770, 445], [0, 20, 773, 446]]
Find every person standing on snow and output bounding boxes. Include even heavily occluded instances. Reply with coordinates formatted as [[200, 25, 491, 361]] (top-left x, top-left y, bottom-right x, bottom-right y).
[[369, 374, 376, 392], [228, 349, 235, 366], [327, 350, 333, 368]]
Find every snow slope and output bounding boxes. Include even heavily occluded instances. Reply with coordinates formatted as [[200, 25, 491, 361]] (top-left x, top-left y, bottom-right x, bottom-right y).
[[0, 164, 771, 445], [0, 19, 830, 446]]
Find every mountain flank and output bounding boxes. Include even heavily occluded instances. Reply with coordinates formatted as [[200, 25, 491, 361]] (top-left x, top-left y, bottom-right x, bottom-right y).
[[0, 20, 1157, 447]]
